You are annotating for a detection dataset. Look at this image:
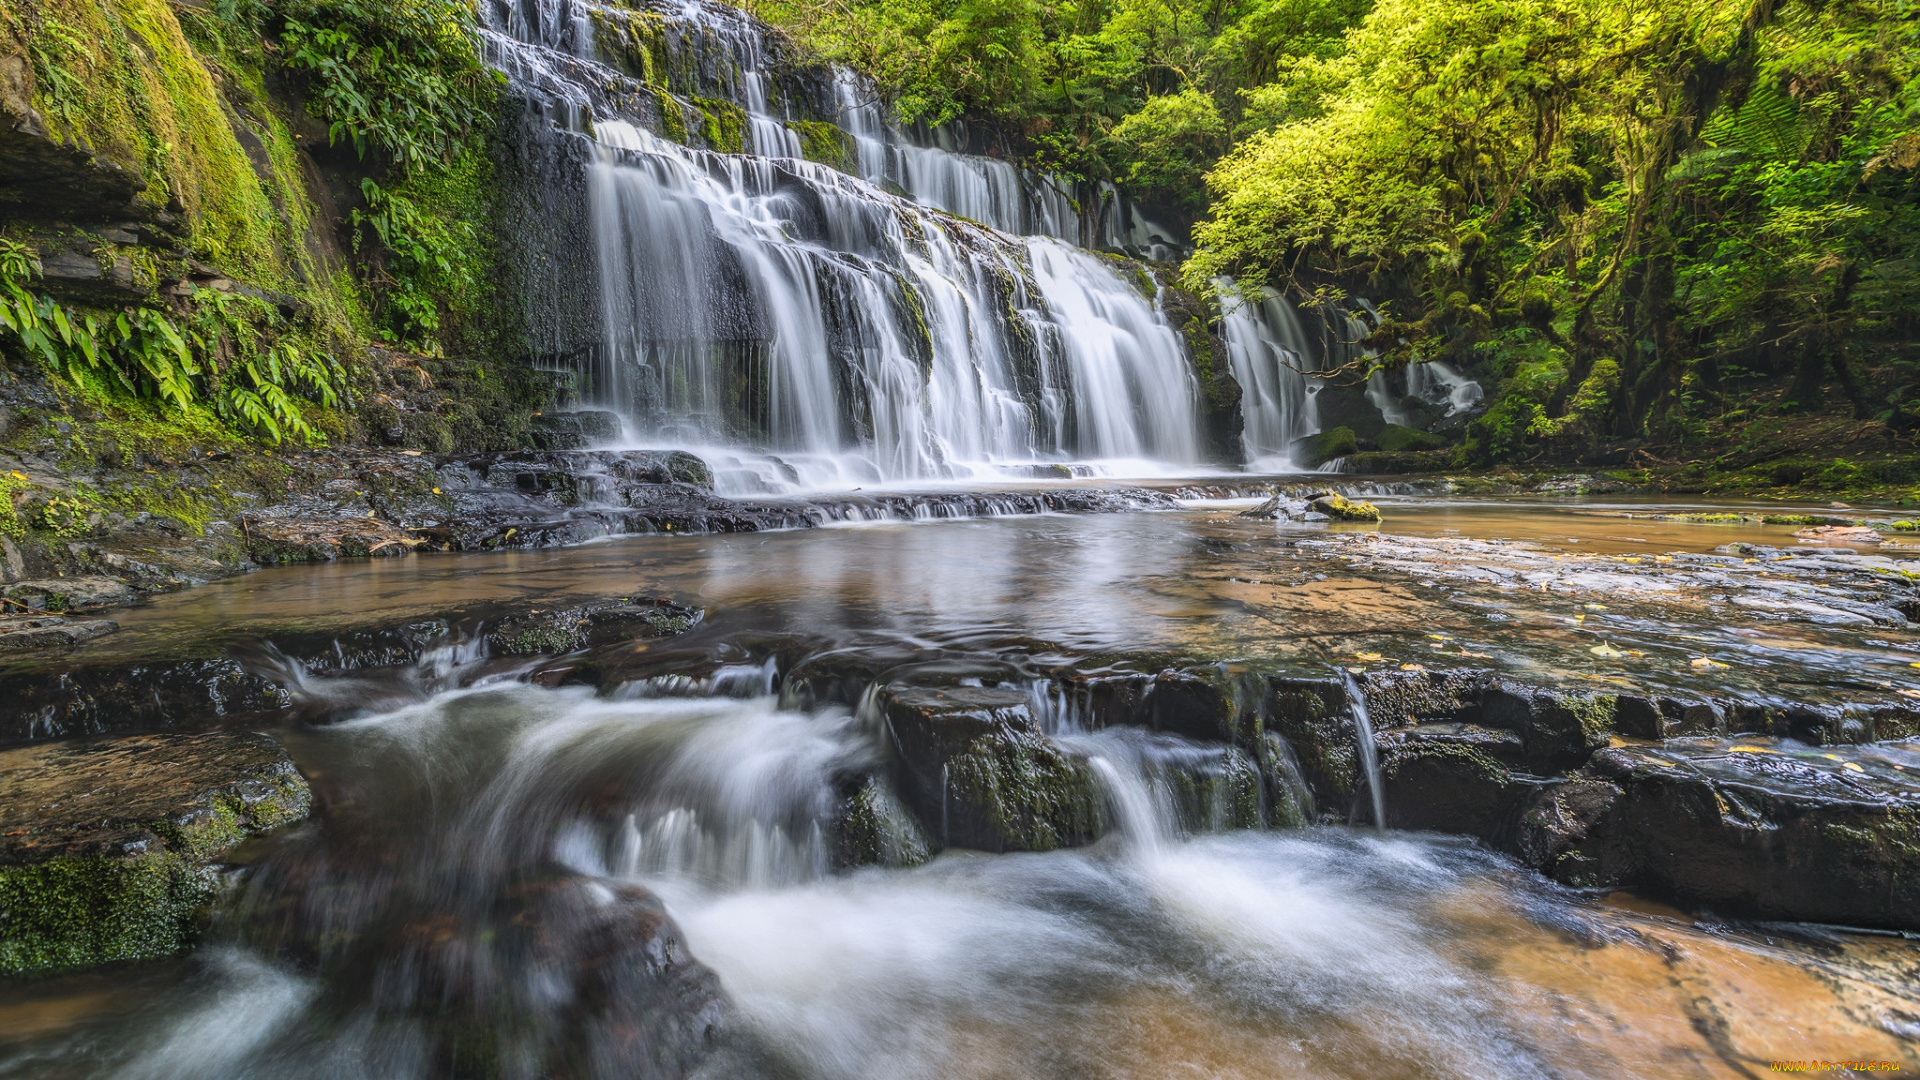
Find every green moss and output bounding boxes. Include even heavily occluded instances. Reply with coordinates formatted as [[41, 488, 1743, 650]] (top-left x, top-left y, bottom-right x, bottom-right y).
[[1377, 424, 1446, 452], [1560, 692, 1619, 746], [23, 0, 286, 280], [652, 86, 689, 144], [836, 779, 932, 867], [946, 730, 1097, 852], [789, 120, 856, 174], [690, 96, 745, 155], [0, 852, 217, 978], [589, 8, 670, 86]]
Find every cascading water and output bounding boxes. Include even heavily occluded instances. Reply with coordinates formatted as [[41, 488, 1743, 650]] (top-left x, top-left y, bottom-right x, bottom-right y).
[[484, 0, 1208, 493], [1217, 282, 1322, 469], [1340, 670, 1387, 831], [1407, 359, 1485, 416]]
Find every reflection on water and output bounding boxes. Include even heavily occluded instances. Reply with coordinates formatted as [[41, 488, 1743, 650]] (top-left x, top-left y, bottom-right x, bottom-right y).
[[4, 683, 1914, 1079], [41, 495, 1920, 703]]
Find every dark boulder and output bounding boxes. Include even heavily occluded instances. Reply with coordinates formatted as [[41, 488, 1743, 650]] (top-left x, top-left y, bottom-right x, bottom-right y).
[[1580, 738, 1920, 930], [880, 685, 1097, 853], [383, 873, 729, 1080], [1289, 427, 1359, 469], [1376, 424, 1448, 453]]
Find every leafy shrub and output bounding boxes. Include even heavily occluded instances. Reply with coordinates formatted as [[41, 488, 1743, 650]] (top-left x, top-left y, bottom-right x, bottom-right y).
[[0, 241, 343, 444]]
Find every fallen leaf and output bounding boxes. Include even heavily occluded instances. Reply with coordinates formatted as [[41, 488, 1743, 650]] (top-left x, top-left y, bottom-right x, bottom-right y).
[[1353, 652, 1385, 662], [1399, 663, 1425, 671], [1590, 643, 1626, 657], [1691, 657, 1727, 669]]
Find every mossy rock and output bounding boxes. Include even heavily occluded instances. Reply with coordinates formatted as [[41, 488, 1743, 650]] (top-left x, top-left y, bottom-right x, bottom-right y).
[[1289, 426, 1358, 468], [881, 684, 1098, 852], [0, 730, 312, 977], [788, 119, 856, 174], [1584, 738, 1920, 930], [1376, 424, 1448, 453], [1307, 491, 1381, 522]]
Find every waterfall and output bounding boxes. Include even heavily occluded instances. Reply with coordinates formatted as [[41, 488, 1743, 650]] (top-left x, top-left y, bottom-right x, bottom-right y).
[[1406, 360, 1485, 416], [1217, 283, 1321, 470], [1340, 671, 1386, 831], [484, 0, 1207, 492]]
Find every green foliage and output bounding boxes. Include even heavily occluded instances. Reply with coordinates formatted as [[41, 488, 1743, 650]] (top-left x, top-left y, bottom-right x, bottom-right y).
[[275, 0, 498, 169], [23, 16, 90, 127], [271, 0, 501, 355], [1186, 0, 1920, 462], [750, 0, 1369, 184], [1106, 89, 1227, 210], [0, 240, 343, 445]]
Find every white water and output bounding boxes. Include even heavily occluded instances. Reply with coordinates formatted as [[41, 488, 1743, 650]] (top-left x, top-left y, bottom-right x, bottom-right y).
[[480, 0, 1213, 494], [1341, 671, 1387, 831], [1408, 359, 1485, 416], [1217, 283, 1321, 470], [87, 681, 1589, 1079], [585, 119, 1204, 493]]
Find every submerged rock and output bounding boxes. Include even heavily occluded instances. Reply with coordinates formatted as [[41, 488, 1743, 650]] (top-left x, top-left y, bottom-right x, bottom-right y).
[[0, 730, 311, 976], [0, 614, 118, 650]]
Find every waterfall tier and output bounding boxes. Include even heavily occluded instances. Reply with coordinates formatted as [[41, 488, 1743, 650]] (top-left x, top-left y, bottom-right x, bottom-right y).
[[483, 0, 1203, 492]]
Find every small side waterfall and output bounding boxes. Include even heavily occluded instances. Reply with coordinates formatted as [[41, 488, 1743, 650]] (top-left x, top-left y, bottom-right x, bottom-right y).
[[1407, 360, 1485, 416], [1341, 670, 1386, 831], [1217, 283, 1321, 469]]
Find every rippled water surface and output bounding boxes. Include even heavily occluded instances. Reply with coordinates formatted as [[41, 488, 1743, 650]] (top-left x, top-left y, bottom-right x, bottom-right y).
[[3, 493, 1918, 1077]]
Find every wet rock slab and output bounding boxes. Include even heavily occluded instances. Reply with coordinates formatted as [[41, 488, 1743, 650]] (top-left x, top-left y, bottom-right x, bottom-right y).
[[881, 684, 1099, 853], [0, 730, 311, 976], [1579, 738, 1920, 929], [1295, 533, 1920, 627], [0, 595, 703, 743], [0, 615, 117, 651]]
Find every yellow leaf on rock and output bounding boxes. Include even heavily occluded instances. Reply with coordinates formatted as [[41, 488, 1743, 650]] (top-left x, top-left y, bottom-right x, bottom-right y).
[[1353, 652, 1384, 662], [1590, 643, 1625, 657], [1400, 663, 1425, 671]]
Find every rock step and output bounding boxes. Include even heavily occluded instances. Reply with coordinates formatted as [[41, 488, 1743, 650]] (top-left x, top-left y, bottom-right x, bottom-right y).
[[0, 596, 703, 744], [0, 730, 312, 977]]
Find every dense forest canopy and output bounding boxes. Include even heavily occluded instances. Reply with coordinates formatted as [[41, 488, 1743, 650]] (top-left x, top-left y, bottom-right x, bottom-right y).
[[756, 0, 1920, 464]]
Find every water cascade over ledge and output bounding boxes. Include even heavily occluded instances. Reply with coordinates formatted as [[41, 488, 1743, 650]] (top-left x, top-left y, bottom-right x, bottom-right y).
[[482, 0, 1205, 493]]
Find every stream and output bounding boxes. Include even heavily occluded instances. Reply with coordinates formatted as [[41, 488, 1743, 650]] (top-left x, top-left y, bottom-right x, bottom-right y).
[[3, 493, 1918, 1078]]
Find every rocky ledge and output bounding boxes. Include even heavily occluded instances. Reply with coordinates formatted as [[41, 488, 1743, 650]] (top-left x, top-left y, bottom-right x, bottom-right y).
[[0, 730, 311, 977], [546, 634, 1920, 931]]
